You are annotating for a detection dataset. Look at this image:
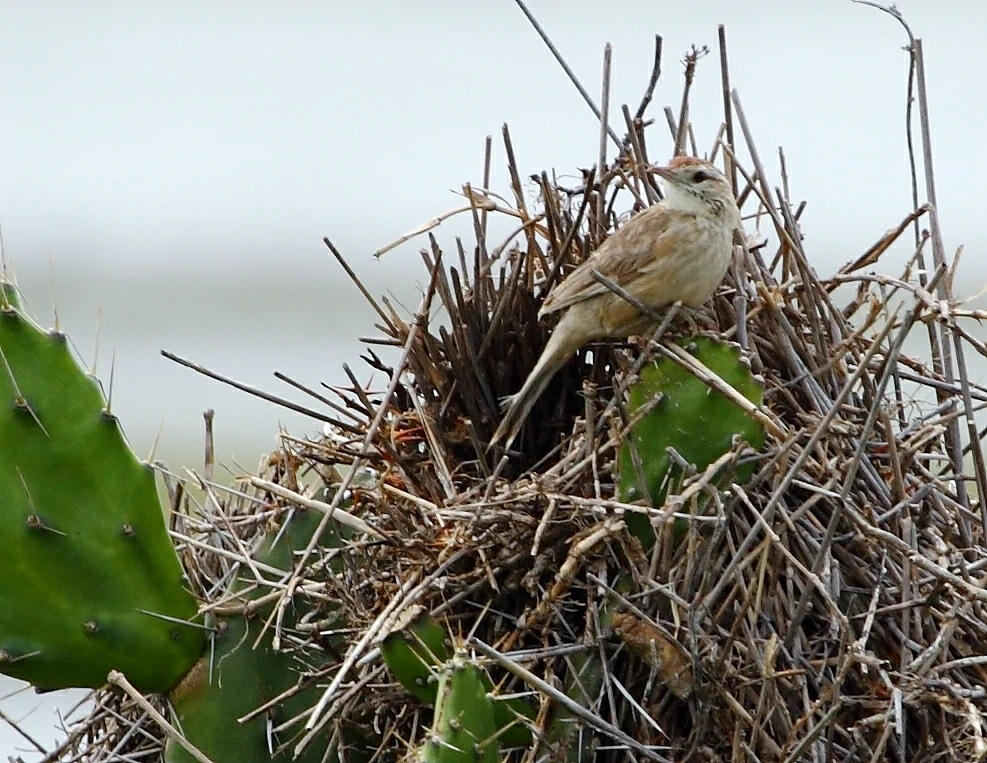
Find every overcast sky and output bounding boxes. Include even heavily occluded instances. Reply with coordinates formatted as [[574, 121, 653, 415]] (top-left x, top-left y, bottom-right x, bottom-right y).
[[2, 1, 987, 758], [2, 1, 986, 278]]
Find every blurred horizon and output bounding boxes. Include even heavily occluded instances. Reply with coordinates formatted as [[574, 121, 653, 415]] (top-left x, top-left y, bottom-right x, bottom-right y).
[[2, 0, 986, 758]]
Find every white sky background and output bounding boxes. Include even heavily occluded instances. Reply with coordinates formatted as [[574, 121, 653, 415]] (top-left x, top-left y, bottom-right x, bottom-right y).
[[1, 1, 985, 272], [1, 0, 986, 758]]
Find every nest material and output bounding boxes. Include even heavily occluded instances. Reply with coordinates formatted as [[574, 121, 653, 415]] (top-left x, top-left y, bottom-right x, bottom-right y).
[[303, 53, 987, 763], [49, 20, 987, 763], [285, 66, 987, 762]]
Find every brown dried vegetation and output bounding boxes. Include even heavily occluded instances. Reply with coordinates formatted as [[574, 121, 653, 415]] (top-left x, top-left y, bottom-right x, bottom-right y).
[[47, 7, 987, 763]]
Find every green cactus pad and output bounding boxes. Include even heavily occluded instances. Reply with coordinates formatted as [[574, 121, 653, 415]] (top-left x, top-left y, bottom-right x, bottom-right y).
[[381, 610, 453, 705], [166, 508, 344, 763], [166, 615, 334, 763], [619, 337, 765, 504], [0, 280, 204, 692], [421, 651, 499, 763], [382, 613, 533, 747], [541, 599, 612, 761]]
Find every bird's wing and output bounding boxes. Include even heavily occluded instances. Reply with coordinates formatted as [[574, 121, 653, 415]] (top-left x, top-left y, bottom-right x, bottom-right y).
[[539, 204, 675, 317]]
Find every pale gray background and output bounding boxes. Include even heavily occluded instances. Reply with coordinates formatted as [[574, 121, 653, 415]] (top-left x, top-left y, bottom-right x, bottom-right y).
[[2, 1, 986, 759]]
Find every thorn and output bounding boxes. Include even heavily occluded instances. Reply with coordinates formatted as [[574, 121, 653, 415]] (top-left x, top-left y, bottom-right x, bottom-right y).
[[147, 420, 165, 463], [48, 247, 59, 332], [91, 304, 103, 376]]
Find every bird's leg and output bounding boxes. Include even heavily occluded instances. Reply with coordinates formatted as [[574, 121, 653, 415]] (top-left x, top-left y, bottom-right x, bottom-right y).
[[680, 308, 701, 337]]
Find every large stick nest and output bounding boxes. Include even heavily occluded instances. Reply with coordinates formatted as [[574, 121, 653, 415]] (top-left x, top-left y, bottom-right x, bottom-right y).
[[54, 20, 987, 763], [271, 43, 987, 761]]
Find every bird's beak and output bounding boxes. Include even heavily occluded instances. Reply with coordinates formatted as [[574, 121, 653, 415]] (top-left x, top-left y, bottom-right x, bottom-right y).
[[651, 166, 675, 183]]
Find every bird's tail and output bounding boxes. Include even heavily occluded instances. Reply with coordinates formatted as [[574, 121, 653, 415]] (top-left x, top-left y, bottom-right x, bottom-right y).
[[489, 322, 579, 450]]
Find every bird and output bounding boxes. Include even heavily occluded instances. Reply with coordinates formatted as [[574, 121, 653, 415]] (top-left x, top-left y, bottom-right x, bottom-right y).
[[490, 155, 741, 450]]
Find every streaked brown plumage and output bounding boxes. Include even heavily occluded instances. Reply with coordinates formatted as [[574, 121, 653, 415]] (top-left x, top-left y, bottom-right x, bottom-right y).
[[490, 156, 741, 450]]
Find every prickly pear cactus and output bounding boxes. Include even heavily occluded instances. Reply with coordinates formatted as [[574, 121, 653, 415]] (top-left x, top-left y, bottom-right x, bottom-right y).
[[165, 507, 347, 763], [382, 613, 533, 748], [0, 279, 204, 692], [381, 608, 453, 705], [539, 595, 613, 761], [543, 650, 604, 761], [618, 337, 765, 513], [419, 650, 499, 763]]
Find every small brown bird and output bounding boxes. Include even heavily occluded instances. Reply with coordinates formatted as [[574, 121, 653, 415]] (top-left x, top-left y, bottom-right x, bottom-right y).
[[491, 156, 741, 449]]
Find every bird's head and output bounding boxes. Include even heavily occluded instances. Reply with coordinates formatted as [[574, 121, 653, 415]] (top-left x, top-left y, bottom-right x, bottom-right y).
[[652, 156, 738, 220]]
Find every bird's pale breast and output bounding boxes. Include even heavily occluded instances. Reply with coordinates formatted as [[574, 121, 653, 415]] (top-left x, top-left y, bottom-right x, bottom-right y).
[[593, 213, 733, 335]]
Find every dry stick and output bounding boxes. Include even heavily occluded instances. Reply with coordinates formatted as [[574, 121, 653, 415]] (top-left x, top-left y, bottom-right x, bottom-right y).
[[602, 342, 677, 446], [698, 309, 900, 618], [339, 363, 377, 418], [785, 291, 924, 650], [658, 343, 784, 438], [324, 238, 396, 334], [274, 371, 364, 425], [540, 173, 595, 296], [359, 335, 402, 347], [775, 191, 830, 381], [778, 147, 791, 204], [539, 171, 564, 267], [298, 574, 421, 742], [160, 351, 339, 427], [246, 476, 383, 538], [277, 253, 442, 653], [674, 47, 705, 156], [857, 3, 972, 536], [949, 319, 987, 531], [596, 44, 613, 243], [372, 200, 496, 259], [299, 548, 468, 749], [912, 40, 980, 524], [835, 204, 930, 278], [717, 25, 737, 195], [511, 0, 622, 149], [455, 240, 472, 307], [851, 3, 921, 247], [623, 106, 660, 205], [846, 502, 987, 603], [634, 34, 663, 120], [724, 102, 803, 267], [900, 518, 917, 685], [663, 107, 678, 146], [470, 639, 665, 761], [481, 134, 493, 241], [0, 706, 47, 756], [501, 126, 541, 277], [780, 702, 843, 763], [286, 666, 386, 750], [900, 29, 922, 249], [107, 671, 214, 763], [686, 122, 699, 157], [470, 199, 491, 315], [707, 122, 726, 166]]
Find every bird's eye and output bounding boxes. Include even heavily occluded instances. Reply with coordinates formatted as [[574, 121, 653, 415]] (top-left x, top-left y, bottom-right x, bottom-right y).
[[692, 170, 711, 182]]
